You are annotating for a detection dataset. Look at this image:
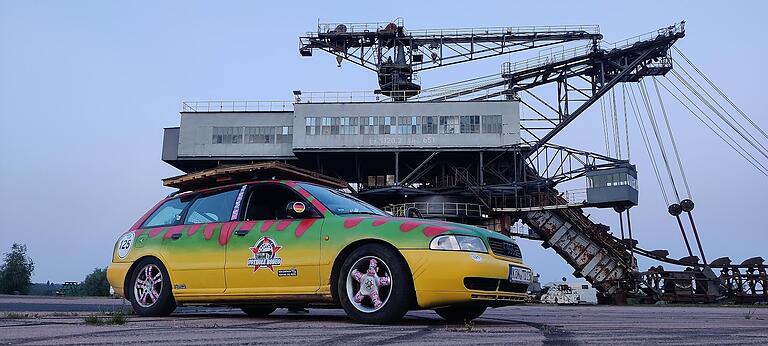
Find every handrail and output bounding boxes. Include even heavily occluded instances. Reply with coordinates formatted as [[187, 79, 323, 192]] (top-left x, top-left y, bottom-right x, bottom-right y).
[[384, 202, 485, 217], [501, 21, 685, 76], [600, 21, 684, 51], [315, 17, 405, 35], [501, 44, 594, 75], [296, 87, 505, 104], [311, 20, 600, 37], [408, 25, 600, 38], [181, 100, 293, 113]]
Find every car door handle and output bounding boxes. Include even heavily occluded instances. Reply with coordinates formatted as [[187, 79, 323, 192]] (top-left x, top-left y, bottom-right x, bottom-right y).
[[234, 229, 249, 236], [170, 233, 182, 240]]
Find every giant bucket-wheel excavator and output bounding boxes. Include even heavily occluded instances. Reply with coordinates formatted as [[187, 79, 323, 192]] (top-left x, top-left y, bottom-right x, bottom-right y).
[[295, 18, 767, 304]]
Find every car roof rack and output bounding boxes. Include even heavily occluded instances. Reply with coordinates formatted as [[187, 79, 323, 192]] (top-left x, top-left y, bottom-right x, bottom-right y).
[[162, 161, 348, 192]]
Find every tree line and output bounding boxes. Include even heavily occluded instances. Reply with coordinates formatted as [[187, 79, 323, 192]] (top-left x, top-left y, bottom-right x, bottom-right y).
[[0, 243, 111, 296]]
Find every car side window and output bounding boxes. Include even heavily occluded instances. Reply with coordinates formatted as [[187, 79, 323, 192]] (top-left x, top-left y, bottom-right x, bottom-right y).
[[184, 189, 241, 224], [142, 198, 189, 228], [243, 184, 316, 220]]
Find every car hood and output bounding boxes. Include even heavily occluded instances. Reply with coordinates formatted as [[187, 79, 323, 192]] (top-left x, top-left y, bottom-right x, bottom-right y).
[[338, 214, 515, 243]]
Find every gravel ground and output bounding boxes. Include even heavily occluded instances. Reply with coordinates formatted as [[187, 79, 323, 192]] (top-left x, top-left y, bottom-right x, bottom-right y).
[[1, 295, 766, 345]]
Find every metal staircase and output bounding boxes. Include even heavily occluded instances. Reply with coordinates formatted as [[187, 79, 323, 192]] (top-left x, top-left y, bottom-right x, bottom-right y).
[[522, 191, 635, 301]]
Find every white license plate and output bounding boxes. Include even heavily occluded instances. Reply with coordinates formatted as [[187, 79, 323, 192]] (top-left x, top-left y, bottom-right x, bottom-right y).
[[508, 265, 532, 284]]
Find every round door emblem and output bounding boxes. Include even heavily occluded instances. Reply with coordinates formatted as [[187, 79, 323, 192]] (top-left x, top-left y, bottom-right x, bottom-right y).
[[292, 202, 306, 214], [116, 232, 135, 259]]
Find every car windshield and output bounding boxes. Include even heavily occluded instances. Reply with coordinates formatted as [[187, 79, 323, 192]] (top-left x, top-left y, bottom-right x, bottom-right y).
[[298, 183, 387, 216]]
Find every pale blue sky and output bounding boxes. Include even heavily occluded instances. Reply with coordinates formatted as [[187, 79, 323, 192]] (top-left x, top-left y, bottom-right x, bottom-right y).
[[1, 1, 766, 284]]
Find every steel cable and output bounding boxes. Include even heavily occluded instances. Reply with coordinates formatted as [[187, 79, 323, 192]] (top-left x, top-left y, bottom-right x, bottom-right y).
[[674, 47, 768, 141], [652, 77, 692, 199], [628, 83, 670, 205], [671, 69, 768, 160], [639, 80, 681, 202], [657, 77, 768, 176]]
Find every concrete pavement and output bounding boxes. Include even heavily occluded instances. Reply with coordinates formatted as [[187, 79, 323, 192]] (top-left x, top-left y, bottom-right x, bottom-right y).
[[1, 295, 766, 345]]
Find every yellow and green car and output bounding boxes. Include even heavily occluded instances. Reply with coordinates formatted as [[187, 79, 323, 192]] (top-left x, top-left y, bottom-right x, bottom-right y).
[[107, 180, 532, 323]]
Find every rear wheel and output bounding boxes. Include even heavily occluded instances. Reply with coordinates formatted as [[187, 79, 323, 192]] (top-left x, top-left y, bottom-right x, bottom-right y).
[[128, 257, 176, 317], [338, 244, 412, 324], [241, 307, 277, 317], [435, 306, 487, 322]]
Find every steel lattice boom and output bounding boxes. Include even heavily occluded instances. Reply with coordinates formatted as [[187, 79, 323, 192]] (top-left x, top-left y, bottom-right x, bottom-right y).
[[300, 18, 602, 99]]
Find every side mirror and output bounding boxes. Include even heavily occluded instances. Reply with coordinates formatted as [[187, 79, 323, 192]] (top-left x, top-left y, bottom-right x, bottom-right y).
[[405, 207, 423, 219], [286, 201, 308, 218]]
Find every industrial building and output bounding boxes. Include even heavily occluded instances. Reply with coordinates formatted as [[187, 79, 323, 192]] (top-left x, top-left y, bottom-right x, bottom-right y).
[[160, 19, 766, 304]]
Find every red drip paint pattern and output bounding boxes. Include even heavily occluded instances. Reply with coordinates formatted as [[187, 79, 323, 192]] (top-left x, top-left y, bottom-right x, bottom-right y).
[[423, 225, 451, 237], [187, 224, 201, 236], [276, 220, 293, 231], [295, 219, 317, 238], [371, 218, 388, 227], [260, 220, 275, 232], [148, 227, 165, 238], [163, 225, 185, 239], [203, 224, 217, 240], [399, 222, 422, 232], [219, 223, 237, 245], [343, 217, 364, 229]]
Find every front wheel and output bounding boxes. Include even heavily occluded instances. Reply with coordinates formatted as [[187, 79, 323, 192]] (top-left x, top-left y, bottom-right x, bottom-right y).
[[338, 244, 413, 324], [435, 306, 487, 322], [128, 257, 176, 316]]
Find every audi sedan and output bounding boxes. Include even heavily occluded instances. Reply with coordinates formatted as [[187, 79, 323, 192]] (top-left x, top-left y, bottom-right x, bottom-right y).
[[107, 180, 532, 324]]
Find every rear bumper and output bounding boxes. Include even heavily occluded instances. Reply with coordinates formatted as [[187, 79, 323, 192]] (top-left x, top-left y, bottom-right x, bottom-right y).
[[106, 262, 132, 299], [400, 249, 530, 308]]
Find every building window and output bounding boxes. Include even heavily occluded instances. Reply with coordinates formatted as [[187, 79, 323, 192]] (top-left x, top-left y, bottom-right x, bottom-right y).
[[276, 126, 293, 143], [378, 116, 395, 134], [439, 116, 459, 134], [321, 117, 340, 135], [360, 116, 378, 134], [482, 115, 502, 134], [212, 127, 243, 144], [305, 117, 320, 135], [398, 116, 421, 134], [340, 117, 359, 135], [245, 126, 274, 144], [460, 115, 480, 133], [422, 116, 438, 134]]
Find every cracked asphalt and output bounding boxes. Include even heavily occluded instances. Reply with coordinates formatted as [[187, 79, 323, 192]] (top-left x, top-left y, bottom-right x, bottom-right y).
[[1, 295, 767, 345]]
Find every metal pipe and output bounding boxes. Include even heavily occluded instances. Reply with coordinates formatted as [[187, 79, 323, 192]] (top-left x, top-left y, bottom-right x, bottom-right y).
[[626, 209, 635, 267], [618, 211, 625, 239], [674, 215, 694, 257], [686, 211, 707, 264]]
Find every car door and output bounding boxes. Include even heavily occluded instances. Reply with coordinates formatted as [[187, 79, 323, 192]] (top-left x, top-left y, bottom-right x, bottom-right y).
[[225, 183, 323, 295], [162, 187, 243, 295]]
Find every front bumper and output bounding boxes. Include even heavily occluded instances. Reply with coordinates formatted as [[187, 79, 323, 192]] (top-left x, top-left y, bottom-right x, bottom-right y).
[[400, 249, 530, 308], [106, 262, 132, 299]]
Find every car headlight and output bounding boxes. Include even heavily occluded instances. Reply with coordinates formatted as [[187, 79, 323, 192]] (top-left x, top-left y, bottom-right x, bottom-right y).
[[429, 235, 488, 253]]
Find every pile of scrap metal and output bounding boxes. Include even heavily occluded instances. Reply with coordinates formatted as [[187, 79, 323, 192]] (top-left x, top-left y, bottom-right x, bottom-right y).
[[640, 257, 767, 304]]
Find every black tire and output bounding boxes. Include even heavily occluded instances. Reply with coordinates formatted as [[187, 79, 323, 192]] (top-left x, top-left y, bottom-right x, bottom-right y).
[[241, 307, 277, 317], [128, 257, 176, 317], [435, 306, 487, 322], [337, 244, 413, 324]]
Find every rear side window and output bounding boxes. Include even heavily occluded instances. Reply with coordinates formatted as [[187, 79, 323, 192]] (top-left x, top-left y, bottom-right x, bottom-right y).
[[142, 198, 189, 228], [184, 189, 240, 224]]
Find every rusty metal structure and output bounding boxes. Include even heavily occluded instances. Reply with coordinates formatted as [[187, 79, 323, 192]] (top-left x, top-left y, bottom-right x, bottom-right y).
[[296, 19, 768, 304], [162, 19, 766, 304]]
